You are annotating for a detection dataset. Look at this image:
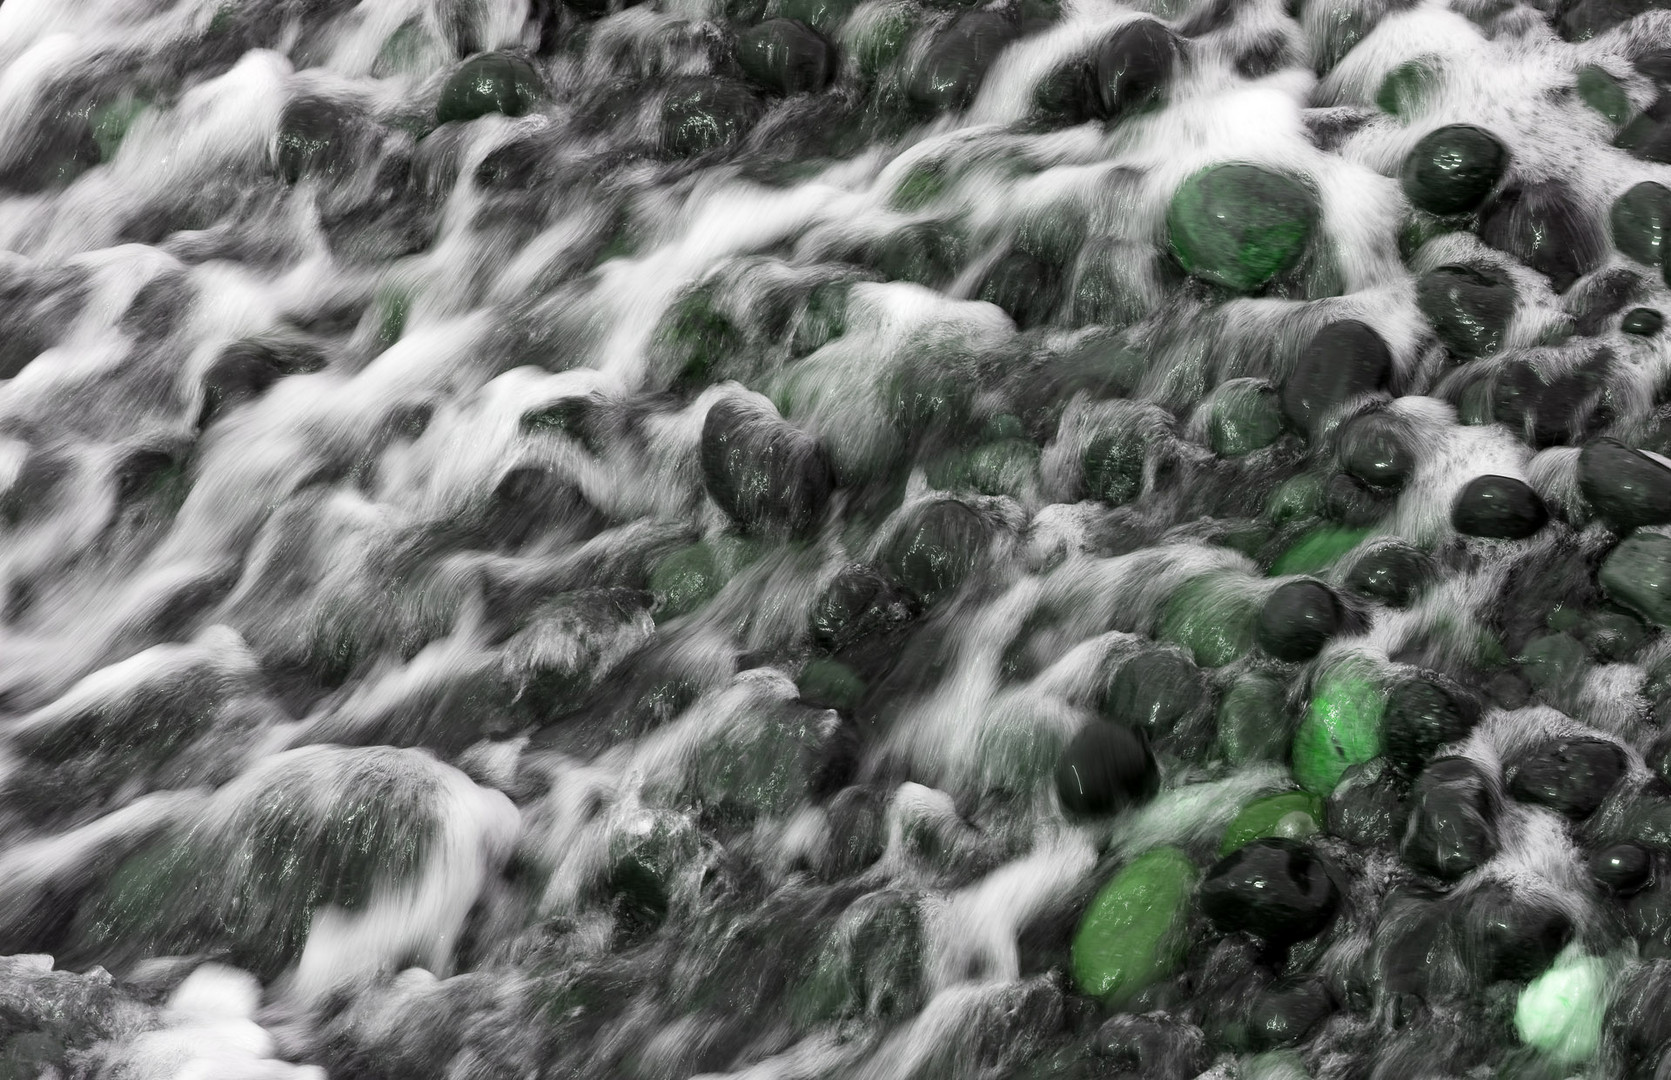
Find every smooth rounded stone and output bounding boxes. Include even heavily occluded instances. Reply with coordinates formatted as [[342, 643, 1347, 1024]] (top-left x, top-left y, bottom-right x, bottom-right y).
[[1602, 532, 1671, 627], [1269, 524, 1371, 577], [1293, 664, 1383, 794], [906, 10, 1022, 114], [868, 221, 966, 288], [1055, 723, 1160, 817], [1580, 609, 1646, 661], [1325, 759, 1407, 846], [883, 500, 991, 607], [1478, 182, 1604, 294], [1592, 842, 1653, 894], [1209, 381, 1284, 457], [796, 657, 865, 713], [1081, 428, 1146, 506], [1451, 475, 1547, 539], [1247, 978, 1335, 1050], [811, 563, 915, 654], [1093, 18, 1180, 123], [661, 80, 765, 156], [1199, 838, 1340, 944], [1416, 264, 1516, 361], [1516, 953, 1609, 1066], [198, 337, 327, 428], [1491, 352, 1612, 450], [1383, 676, 1479, 776], [1281, 320, 1394, 437], [1217, 673, 1294, 765], [1611, 182, 1671, 266], [1071, 847, 1198, 1007], [976, 249, 1062, 329], [436, 52, 542, 124], [1166, 164, 1319, 293], [1103, 650, 1206, 737], [1344, 541, 1434, 607], [1255, 580, 1342, 662], [736, 19, 837, 96], [1461, 884, 1574, 983], [1401, 756, 1500, 881], [1338, 413, 1414, 491], [1322, 473, 1390, 528], [701, 397, 832, 537], [1625, 307, 1665, 335], [1220, 792, 1324, 854], [1400, 125, 1508, 215], [1506, 738, 1627, 818], [276, 96, 362, 183], [1579, 64, 1632, 124], [1584, 441, 1671, 531]]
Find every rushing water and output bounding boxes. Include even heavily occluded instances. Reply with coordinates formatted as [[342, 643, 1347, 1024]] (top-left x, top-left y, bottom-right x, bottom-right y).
[[9, 0, 1671, 1075]]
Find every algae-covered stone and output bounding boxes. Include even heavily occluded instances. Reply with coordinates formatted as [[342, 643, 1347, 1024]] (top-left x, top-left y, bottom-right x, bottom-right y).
[[1220, 792, 1324, 854], [1209, 380, 1284, 458], [737, 19, 838, 96], [1515, 953, 1608, 1064], [1292, 662, 1383, 794], [1269, 526, 1370, 577], [1082, 429, 1146, 506], [1611, 181, 1671, 266], [436, 52, 543, 124], [649, 540, 756, 620], [1602, 531, 1671, 627], [1218, 673, 1295, 765], [1166, 164, 1319, 292], [798, 658, 866, 713], [1071, 847, 1198, 1007], [1416, 263, 1516, 360], [1579, 65, 1632, 126], [1579, 438, 1671, 531], [1399, 124, 1507, 216], [1159, 574, 1260, 668]]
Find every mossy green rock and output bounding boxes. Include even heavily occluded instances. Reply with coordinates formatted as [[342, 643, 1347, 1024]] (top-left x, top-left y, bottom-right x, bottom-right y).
[[1210, 381, 1285, 458], [436, 52, 543, 124], [1159, 574, 1259, 668], [1579, 65, 1632, 126], [1376, 59, 1440, 118], [1601, 532, 1671, 628], [1269, 526, 1370, 576], [1219, 673, 1294, 765], [1611, 181, 1671, 267], [1292, 664, 1383, 794], [1166, 164, 1319, 292], [1220, 792, 1324, 854], [1071, 847, 1198, 1007]]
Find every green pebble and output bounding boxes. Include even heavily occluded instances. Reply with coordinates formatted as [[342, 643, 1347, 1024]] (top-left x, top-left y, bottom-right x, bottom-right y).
[[1070, 847, 1198, 1008], [1611, 181, 1671, 266], [1578, 65, 1632, 126], [1514, 953, 1608, 1064], [1266, 474, 1324, 525], [1601, 532, 1671, 628], [436, 52, 543, 125], [1159, 574, 1259, 668], [1219, 792, 1324, 854], [90, 98, 145, 162], [925, 439, 1038, 498], [1376, 59, 1440, 119], [797, 658, 866, 713], [1218, 673, 1294, 765], [1268, 526, 1371, 577], [649, 544, 722, 619], [1166, 164, 1319, 293], [891, 161, 948, 211], [1209, 381, 1285, 458], [1292, 664, 1383, 794]]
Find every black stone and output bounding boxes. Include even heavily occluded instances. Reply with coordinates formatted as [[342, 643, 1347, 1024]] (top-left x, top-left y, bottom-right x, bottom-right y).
[[700, 396, 832, 536], [736, 19, 837, 97], [1323, 472, 1390, 527], [1199, 838, 1340, 944], [198, 337, 327, 428], [1459, 884, 1573, 983], [276, 96, 364, 183], [1092, 18, 1180, 123], [1383, 676, 1480, 776], [907, 11, 1022, 114], [811, 563, 916, 655], [1401, 756, 1499, 881], [1338, 413, 1414, 491], [1451, 475, 1547, 539], [1611, 181, 1671, 266], [1580, 438, 1671, 531], [661, 79, 764, 156], [1255, 580, 1342, 662], [1325, 760, 1409, 847], [1492, 351, 1612, 449], [1572, 267, 1642, 336], [1416, 264, 1517, 361], [1082, 429, 1145, 505], [1506, 737, 1626, 818], [1478, 182, 1605, 294], [1103, 650, 1206, 737], [1054, 722, 1160, 817], [1092, 1014, 1209, 1080], [1592, 842, 1653, 894], [976, 250, 1062, 329], [436, 52, 543, 124], [1344, 542, 1434, 608], [1625, 307, 1665, 335], [884, 499, 991, 606], [1400, 125, 1508, 216], [1247, 977, 1335, 1050]]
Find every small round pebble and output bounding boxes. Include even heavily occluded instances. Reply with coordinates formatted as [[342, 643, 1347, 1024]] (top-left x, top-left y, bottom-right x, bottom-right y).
[[1451, 475, 1548, 539], [1623, 307, 1664, 336], [1055, 723, 1159, 817], [1256, 580, 1342, 662], [1591, 843, 1653, 894]]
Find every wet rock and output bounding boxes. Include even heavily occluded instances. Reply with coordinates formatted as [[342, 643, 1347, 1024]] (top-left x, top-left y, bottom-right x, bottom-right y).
[[1093, 18, 1180, 122], [1612, 181, 1671, 266], [1256, 580, 1342, 662], [976, 249, 1062, 329], [1166, 164, 1319, 293], [1591, 842, 1653, 894], [1344, 541, 1434, 608], [1461, 884, 1574, 984], [1492, 351, 1612, 449], [700, 396, 832, 536], [198, 336, 328, 428], [1199, 838, 1340, 944], [1400, 125, 1508, 215], [1220, 791, 1324, 854], [736, 19, 837, 96], [1217, 672, 1295, 765], [1281, 320, 1394, 437], [1451, 475, 1548, 539], [1561, 0, 1665, 41], [1383, 676, 1480, 777], [1580, 63, 1633, 124], [1600, 532, 1671, 627], [811, 563, 916, 655], [1581, 609, 1645, 661], [1209, 380, 1285, 457], [1625, 307, 1665, 335], [1580, 439, 1671, 531], [1506, 737, 1626, 818], [1072, 846, 1198, 1007], [436, 52, 543, 124], [1322, 472, 1390, 528], [1573, 266, 1642, 336], [1081, 427, 1146, 506], [661, 79, 764, 156], [1604, 959, 1671, 1073], [1092, 1014, 1209, 1080], [1247, 977, 1335, 1049], [1325, 759, 1408, 846], [1416, 263, 1517, 361], [1293, 663, 1383, 794], [883, 499, 991, 607], [907, 10, 1022, 114], [1478, 182, 1604, 294], [1401, 756, 1500, 881], [276, 96, 365, 183], [868, 221, 966, 289], [1339, 413, 1414, 491], [1103, 649, 1207, 738], [1054, 722, 1160, 817]]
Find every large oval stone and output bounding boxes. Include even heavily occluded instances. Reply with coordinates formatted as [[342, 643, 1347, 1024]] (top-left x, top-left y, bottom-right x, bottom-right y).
[[1451, 475, 1547, 539], [700, 396, 832, 536], [1416, 263, 1516, 361], [1507, 738, 1627, 819], [1610, 181, 1671, 266], [1281, 320, 1393, 438], [1478, 182, 1604, 294], [1382, 676, 1478, 776], [1071, 847, 1198, 1007], [1601, 532, 1671, 627], [1401, 756, 1499, 880], [1166, 164, 1319, 292], [884, 500, 991, 607], [437, 52, 543, 125], [736, 19, 837, 96], [1579, 438, 1671, 532], [1055, 723, 1160, 817], [1094, 19, 1180, 123], [1399, 124, 1508, 216], [1256, 580, 1342, 662]]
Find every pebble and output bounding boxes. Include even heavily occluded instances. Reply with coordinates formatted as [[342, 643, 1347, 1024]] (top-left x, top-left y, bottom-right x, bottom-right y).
[[1055, 723, 1160, 817], [1198, 838, 1340, 944]]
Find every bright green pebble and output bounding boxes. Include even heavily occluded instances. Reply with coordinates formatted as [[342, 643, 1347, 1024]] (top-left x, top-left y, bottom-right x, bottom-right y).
[[1376, 59, 1440, 118], [1292, 663, 1383, 794], [1071, 847, 1198, 1008], [891, 161, 948, 211], [1269, 526, 1371, 577], [1166, 164, 1319, 293], [1220, 792, 1324, 855], [1514, 953, 1608, 1064], [1159, 574, 1259, 668], [1577, 65, 1631, 126]]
